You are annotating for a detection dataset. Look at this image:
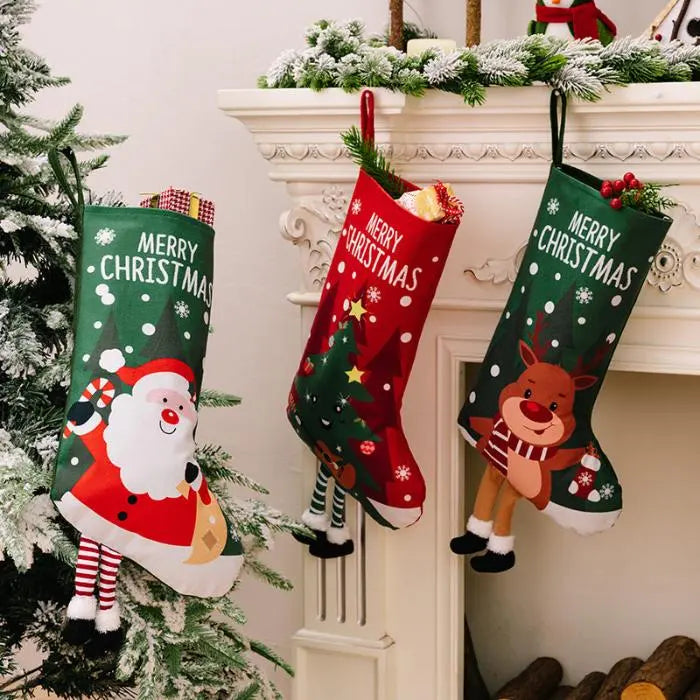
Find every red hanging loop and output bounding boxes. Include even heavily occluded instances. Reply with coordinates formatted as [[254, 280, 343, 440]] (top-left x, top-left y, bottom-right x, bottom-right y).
[[360, 89, 375, 145]]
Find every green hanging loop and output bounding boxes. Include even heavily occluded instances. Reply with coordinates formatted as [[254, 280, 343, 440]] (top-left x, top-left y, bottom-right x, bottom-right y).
[[549, 89, 567, 168], [47, 146, 85, 234]]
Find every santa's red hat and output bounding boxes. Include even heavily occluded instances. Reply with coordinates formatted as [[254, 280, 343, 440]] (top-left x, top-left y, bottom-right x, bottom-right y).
[[99, 350, 196, 400], [119, 358, 195, 400]]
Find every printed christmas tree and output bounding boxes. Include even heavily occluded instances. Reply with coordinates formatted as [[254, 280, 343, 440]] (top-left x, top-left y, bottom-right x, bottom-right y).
[[291, 316, 381, 495]]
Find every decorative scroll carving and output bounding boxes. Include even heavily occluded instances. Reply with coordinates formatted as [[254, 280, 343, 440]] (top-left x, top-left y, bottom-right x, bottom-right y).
[[647, 203, 700, 293], [464, 244, 527, 284], [279, 186, 348, 290], [262, 142, 700, 164], [465, 203, 700, 295]]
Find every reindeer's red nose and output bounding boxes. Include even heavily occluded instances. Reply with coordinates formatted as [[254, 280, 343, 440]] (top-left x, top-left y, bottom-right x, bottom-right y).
[[161, 408, 179, 425], [521, 400, 552, 424]]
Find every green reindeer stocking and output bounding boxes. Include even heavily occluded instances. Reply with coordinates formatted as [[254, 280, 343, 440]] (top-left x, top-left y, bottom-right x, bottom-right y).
[[453, 92, 672, 573]]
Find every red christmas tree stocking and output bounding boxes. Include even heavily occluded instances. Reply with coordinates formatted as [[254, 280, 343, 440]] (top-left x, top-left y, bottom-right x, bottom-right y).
[[287, 91, 462, 558]]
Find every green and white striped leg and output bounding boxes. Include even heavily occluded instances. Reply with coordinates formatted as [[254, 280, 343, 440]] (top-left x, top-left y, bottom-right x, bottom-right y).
[[294, 467, 331, 547], [309, 480, 354, 559], [328, 482, 350, 545]]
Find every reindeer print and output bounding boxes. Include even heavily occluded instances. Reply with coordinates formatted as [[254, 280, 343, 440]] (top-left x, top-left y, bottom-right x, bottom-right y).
[[452, 315, 611, 573]]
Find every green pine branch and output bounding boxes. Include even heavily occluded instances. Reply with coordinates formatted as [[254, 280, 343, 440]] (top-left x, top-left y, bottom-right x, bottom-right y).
[[261, 19, 700, 102], [341, 125, 405, 198], [200, 388, 242, 407]]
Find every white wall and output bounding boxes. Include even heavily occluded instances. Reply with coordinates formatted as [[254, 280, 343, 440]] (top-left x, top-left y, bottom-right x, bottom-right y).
[[21, 1, 665, 697]]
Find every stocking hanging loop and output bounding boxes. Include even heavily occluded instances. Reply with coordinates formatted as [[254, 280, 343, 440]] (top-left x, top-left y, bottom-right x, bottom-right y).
[[48, 147, 85, 234], [360, 89, 375, 145], [550, 89, 568, 168]]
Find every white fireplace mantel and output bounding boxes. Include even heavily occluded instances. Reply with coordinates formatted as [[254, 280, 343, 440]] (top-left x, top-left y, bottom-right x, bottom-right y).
[[219, 84, 700, 700]]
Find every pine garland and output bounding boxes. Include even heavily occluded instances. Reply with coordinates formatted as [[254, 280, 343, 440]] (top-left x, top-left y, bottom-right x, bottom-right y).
[[341, 125, 405, 198], [260, 19, 700, 104]]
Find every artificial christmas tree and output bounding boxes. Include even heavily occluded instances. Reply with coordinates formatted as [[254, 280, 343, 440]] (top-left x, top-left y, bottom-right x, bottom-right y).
[[0, 3, 298, 697]]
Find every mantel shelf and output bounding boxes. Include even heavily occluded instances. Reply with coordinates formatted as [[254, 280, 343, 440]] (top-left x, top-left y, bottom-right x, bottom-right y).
[[220, 84, 700, 377]]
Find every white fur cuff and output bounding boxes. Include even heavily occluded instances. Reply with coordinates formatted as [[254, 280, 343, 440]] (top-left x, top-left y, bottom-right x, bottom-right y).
[[467, 515, 493, 539], [95, 603, 121, 633], [301, 509, 329, 532], [326, 525, 351, 545], [488, 533, 515, 555], [67, 594, 97, 621]]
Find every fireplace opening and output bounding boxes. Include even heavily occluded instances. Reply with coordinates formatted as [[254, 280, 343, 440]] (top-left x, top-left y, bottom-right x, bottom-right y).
[[462, 367, 700, 696]]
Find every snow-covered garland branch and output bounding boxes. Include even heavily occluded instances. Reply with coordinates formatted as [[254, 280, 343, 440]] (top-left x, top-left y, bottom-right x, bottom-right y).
[[259, 19, 700, 104]]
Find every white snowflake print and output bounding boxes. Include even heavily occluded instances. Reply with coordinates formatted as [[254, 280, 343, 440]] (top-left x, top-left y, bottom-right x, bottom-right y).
[[95, 227, 116, 245], [576, 287, 594, 304], [174, 300, 190, 319], [577, 471, 593, 486], [366, 286, 381, 304], [351, 198, 362, 215], [395, 465, 411, 482], [546, 198, 560, 216], [600, 483, 615, 500]]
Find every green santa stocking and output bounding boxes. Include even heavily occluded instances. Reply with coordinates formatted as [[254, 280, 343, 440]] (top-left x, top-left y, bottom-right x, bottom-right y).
[[453, 92, 672, 573], [49, 151, 243, 645]]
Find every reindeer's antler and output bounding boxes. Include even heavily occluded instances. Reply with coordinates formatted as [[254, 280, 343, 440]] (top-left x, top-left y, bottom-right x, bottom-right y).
[[529, 311, 551, 361], [572, 340, 614, 378]]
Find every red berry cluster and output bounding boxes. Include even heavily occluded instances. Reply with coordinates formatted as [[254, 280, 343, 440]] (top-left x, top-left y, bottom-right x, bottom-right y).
[[600, 172, 642, 210]]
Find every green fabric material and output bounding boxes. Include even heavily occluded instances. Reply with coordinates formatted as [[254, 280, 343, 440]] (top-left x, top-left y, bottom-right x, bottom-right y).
[[51, 205, 243, 596], [459, 160, 672, 531], [53, 207, 214, 500], [459, 90, 672, 535]]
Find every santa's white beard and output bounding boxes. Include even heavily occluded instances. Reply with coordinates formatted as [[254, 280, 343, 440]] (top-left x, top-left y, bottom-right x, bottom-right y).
[[104, 393, 197, 500]]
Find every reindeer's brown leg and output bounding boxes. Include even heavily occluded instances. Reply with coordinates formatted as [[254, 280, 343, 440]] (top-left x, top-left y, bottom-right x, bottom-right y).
[[493, 481, 522, 536], [450, 465, 504, 556], [471, 480, 520, 574], [473, 465, 505, 522]]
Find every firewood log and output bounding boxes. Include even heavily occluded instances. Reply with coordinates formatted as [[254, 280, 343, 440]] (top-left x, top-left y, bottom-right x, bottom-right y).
[[684, 675, 700, 698], [622, 636, 700, 700], [568, 672, 606, 700], [550, 686, 574, 699], [496, 658, 563, 700], [594, 658, 644, 699]]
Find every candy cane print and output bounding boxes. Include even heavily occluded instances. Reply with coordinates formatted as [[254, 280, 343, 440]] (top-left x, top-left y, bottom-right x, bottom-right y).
[[63, 378, 115, 437]]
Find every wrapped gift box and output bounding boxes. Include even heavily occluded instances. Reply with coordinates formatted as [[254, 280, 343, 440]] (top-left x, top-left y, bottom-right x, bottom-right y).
[[140, 187, 215, 226]]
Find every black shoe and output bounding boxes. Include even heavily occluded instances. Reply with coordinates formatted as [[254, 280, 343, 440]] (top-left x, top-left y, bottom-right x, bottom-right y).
[[84, 627, 125, 658], [450, 531, 488, 555], [309, 537, 354, 559], [62, 618, 95, 645], [292, 528, 325, 547], [470, 550, 515, 573]]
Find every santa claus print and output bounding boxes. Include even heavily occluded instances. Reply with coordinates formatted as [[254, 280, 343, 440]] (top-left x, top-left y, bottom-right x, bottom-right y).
[[54, 349, 243, 608]]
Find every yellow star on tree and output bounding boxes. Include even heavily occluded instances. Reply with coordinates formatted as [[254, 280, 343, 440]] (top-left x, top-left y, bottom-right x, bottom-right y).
[[345, 365, 365, 383], [349, 298, 367, 321]]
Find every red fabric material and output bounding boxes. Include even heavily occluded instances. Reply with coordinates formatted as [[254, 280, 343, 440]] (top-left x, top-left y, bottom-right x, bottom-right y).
[[70, 423, 198, 546], [570, 464, 597, 499], [360, 89, 375, 144], [289, 169, 459, 527], [536, 1, 617, 40], [117, 357, 195, 388]]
